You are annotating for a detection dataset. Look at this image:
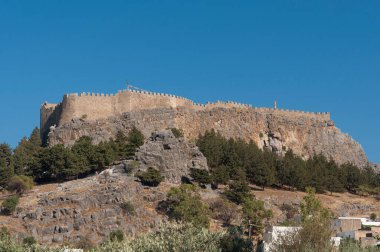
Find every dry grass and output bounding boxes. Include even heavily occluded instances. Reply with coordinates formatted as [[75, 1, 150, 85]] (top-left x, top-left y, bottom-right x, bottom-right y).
[[254, 187, 380, 219]]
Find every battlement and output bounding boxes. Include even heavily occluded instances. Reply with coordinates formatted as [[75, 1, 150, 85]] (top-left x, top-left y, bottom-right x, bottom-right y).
[[61, 89, 330, 117]]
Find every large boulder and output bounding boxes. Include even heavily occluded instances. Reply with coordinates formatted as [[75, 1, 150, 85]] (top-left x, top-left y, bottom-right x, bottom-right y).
[[135, 130, 209, 183]]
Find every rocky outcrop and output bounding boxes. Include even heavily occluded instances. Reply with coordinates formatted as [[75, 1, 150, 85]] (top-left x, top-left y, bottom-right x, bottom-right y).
[[135, 130, 209, 183], [370, 163, 380, 173], [1, 171, 168, 245], [47, 106, 368, 168]]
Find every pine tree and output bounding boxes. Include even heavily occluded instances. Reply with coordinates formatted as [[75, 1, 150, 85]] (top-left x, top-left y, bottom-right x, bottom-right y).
[[13, 128, 42, 175], [0, 143, 14, 188], [114, 131, 128, 158], [125, 126, 145, 158]]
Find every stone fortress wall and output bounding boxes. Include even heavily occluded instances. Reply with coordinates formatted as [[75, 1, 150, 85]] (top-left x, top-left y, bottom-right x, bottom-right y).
[[41, 89, 331, 139]]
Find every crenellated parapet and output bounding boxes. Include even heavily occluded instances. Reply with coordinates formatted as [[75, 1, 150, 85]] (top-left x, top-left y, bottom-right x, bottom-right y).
[[62, 89, 330, 120]]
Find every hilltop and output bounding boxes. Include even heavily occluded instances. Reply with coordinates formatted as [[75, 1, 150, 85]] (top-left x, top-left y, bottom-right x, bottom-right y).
[[42, 89, 368, 167]]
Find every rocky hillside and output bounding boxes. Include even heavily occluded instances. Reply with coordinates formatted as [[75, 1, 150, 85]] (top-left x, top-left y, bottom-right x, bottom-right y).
[[254, 188, 380, 224], [0, 133, 210, 245], [47, 107, 368, 168], [1, 170, 379, 246], [0, 170, 168, 245]]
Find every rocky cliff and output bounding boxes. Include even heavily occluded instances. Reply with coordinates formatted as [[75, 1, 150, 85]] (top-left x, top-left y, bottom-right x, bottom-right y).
[[135, 130, 209, 184], [47, 106, 368, 168]]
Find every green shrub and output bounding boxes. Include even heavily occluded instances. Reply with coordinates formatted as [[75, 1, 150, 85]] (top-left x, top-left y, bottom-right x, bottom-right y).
[[109, 230, 124, 242], [1, 195, 19, 215], [0, 228, 59, 252], [22, 236, 36, 246], [370, 213, 377, 221], [136, 168, 163, 187], [224, 179, 250, 205], [125, 161, 139, 174], [210, 166, 230, 186], [219, 226, 252, 252], [0, 227, 10, 239], [164, 184, 210, 228], [120, 201, 136, 216], [125, 127, 145, 158], [7, 175, 34, 195], [170, 128, 184, 138], [242, 198, 273, 234], [98, 222, 224, 252], [190, 168, 211, 184], [356, 185, 380, 196]]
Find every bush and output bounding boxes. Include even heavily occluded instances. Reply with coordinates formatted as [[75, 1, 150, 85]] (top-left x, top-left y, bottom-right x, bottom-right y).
[[0, 227, 9, 238], [280, 203, 299, 220], [7, 175, 34, 195], [109, 230, 124, 242], [137, 167, 163, 187], [164, 184, 210, 228], [120, 201, 136, 216], [125, 160, 139, 174], [224, 179, 251, 205], [98, 222, 224, 252], [125, 127, 145, 158], [208, 198, 237, 226], [370, 213, 377, 221], [210, 166, 230, 186], [242, 198, 273, 234], [170, 128, 184, 138], [22, 236, 36, 246], [274, 187, 333, 252], [1, 195, 19, 215], [219, 226, 252, 252], [190, 168, 211, 184]]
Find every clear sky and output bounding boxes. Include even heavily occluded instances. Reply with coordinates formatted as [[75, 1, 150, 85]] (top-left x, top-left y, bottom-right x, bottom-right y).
[[0, 1, 379, 162]]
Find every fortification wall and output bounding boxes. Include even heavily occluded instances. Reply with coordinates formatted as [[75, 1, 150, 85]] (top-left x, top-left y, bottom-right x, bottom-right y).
[[41, 89, 331, 144], [60, 93, 116, 125], [56, 90, 330, 123], [57, 90, 196, 126]]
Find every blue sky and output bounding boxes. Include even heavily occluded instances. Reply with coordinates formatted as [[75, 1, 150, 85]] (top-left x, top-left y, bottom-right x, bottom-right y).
[[0, 1, 379, 162]]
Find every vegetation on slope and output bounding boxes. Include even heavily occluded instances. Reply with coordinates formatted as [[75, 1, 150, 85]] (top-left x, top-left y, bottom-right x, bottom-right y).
[[0, 127, 380, 251], [0, 126, 144, 185], [196, 129, 379, 194]]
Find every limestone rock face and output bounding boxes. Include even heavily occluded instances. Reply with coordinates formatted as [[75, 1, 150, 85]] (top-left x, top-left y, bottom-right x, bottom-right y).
[[135, 130, 209, 183], [47, 107, 368, 168], [370, 162, 380, 173], [2, 172, 168, 245]]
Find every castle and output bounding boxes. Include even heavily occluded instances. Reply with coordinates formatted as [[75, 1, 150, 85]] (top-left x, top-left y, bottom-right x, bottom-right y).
[[41, 89, 330, 141], [41, 88, 367, 167]]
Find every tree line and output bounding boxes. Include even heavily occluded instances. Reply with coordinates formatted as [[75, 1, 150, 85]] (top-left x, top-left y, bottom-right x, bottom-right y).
[[1, 127, 378, 195], [0, 127, 144, 187], [196, 129, 379, 194]]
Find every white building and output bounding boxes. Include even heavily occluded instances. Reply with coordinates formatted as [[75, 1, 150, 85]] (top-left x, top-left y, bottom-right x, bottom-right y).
[[338, 217, 380, 227]]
